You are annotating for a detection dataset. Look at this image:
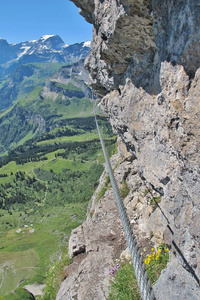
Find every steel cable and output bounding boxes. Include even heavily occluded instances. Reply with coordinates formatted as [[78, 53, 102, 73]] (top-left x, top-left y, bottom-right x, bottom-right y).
[[95, 114, 156, 300]]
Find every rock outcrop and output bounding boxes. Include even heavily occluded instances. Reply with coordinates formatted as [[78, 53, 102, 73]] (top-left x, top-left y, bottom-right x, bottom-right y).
[[58, 0, 200, 299], [56, 161, 126, 300]]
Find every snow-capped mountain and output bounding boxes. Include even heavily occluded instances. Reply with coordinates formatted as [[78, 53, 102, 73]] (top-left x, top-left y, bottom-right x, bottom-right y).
[[0, 35, 91, 111], [0, 35, 91, 75]]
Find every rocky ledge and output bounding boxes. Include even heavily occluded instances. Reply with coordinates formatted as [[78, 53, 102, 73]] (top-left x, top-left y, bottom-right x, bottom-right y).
[[57, 0, 200, 299], [56, 157, 126, 300]]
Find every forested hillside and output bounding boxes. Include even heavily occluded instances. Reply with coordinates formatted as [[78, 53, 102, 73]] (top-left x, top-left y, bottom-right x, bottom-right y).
[[0, 59, 93, 155], [0, 37, 116, 299]]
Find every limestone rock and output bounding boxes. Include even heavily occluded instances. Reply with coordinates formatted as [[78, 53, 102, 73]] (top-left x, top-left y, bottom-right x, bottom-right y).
[[154, 263, 200, 300], [56, 164, 126, 300], [61, 0, 200, 298], [68, 226, 86, 258]]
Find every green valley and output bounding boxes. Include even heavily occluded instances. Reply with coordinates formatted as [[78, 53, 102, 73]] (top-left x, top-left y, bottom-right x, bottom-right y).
[[0, 50, 116, 298], [0, 119, 116, 299], [0, 60, 93, 156]]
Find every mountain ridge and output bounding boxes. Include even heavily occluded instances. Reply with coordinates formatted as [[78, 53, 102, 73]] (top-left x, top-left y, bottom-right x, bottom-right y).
[[0, 35, 91, 77], [0, 35, 91, 112]]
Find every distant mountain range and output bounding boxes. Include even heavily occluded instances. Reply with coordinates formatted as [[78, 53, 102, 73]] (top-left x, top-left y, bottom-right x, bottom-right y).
[[0, 35, 93, 154], [0, 35, 91, 111], [0, 35, 91, 77]]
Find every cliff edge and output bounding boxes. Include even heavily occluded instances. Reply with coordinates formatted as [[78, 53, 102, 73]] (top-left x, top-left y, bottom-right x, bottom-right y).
[[57, 1, 200, 299]]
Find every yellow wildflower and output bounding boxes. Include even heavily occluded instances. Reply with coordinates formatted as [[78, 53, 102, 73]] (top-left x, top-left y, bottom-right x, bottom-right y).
[[151, 247, 155, 252], [164, 248, 169, 252], [157, 249, 161, 253], [144, 258, 150, 265]]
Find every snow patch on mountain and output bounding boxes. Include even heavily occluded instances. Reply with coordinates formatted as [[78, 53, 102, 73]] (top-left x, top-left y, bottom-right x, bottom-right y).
[[41, 35, 55, 41], [0, 35, 91, 68], [83, 41, 91, 48], [18, 46, 31, 59], [39, 45, 49, 50]]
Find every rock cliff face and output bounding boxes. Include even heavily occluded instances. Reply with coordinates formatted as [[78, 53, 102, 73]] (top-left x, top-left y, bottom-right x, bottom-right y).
[[57, 0, 200, 299], [42, 60, 92, 100]]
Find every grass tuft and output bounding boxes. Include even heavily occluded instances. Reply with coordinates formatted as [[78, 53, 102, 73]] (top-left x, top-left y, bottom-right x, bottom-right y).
[[108, 244, 169, 299], [108, 263, 140, 300], [42, 252, 71, 300], [97, 175, 110, 202], [120, 180, 130, 198]]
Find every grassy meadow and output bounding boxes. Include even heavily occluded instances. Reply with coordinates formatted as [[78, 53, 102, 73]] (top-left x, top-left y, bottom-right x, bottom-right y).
[[0, 128, 116, 299], [0, 58, 117, 298]]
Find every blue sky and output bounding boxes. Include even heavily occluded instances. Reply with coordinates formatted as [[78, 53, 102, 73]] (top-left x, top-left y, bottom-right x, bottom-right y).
[[0, 0, 93, 45]]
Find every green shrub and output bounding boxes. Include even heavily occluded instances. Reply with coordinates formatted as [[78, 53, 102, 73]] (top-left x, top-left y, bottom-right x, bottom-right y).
[[97, 175, 110, 202], [97, 186, 107, 201], [144, 189, 150, 196], [150, 196, 161, 206], [120, 180, 130, 198], [105, 175, 110, 186], [150, 196, 162, 213]]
